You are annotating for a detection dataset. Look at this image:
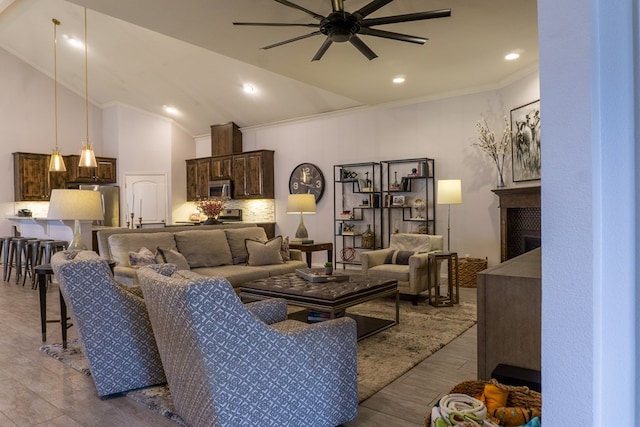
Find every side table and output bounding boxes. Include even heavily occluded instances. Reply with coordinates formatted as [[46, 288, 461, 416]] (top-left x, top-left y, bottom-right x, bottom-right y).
[[288, 242, 333, 268], [427, 251, 459, 307]]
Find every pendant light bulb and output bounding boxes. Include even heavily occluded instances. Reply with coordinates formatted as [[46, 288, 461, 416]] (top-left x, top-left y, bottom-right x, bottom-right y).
[[49, 18, 67, 173], [79, 8, 97, 168]]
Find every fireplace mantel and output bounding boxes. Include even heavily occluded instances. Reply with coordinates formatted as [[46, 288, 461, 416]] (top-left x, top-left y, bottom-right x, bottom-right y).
[[492, 186, 541, 261]]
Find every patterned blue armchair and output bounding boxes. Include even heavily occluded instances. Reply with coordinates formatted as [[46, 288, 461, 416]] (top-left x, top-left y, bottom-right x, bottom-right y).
[[138, 264, 358, 427], [51, 250, 166, 397]]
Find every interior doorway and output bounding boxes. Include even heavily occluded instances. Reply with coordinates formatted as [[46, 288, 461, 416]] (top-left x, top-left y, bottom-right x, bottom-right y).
[[124, 174, 168, 226]]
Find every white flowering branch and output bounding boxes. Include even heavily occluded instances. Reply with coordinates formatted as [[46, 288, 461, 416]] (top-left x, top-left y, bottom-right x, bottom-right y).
[[474, 117, 511, 185]]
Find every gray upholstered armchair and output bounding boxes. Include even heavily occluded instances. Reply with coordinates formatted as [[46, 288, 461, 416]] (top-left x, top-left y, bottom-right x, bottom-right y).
[[50, 250, 166, 397], [361, 233, 443, 304], [137, 263, 358, 427]]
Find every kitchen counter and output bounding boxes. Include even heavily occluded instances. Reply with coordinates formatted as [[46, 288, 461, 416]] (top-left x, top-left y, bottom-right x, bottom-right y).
[[6, 216, 94, 249]]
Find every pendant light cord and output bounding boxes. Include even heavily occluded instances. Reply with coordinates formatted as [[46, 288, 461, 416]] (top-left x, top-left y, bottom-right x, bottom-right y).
[[84, 8, 90, 145], [53, 18, 60, 151]]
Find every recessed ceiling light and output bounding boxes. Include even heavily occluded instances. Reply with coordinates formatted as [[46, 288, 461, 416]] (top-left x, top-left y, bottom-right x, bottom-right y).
[[163, 105, 178, 115], [505, 52, 520, 61], [63, 34, 84, 49], [243, 83, 255, 94], [392, 76, 405, 84]]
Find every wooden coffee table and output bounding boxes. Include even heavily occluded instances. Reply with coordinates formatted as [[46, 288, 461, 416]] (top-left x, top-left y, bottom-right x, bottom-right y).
[[239, 273, 398, 340]]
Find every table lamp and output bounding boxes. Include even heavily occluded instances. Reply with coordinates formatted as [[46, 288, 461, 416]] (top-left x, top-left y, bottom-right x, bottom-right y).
[[48, 189, 104, 250], [437, 179, 462, 251], [287, 194, 316, 243]]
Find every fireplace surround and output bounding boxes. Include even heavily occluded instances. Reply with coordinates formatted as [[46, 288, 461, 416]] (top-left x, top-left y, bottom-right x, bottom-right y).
[[492, 186, 541, 261]]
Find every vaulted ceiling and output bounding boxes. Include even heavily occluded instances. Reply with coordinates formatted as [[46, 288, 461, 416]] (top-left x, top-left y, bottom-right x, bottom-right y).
[[0, 0, 538, 135]]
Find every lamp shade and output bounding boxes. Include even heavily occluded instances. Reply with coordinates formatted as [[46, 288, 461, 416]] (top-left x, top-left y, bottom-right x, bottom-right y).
[[437, 180, 463, 205], [47, 189, 104, 220], [286, 194, 317, 214]]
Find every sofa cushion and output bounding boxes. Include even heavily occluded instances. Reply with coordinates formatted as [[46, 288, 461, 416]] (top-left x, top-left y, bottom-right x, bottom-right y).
[[246, 236, 284, 266], [384, 250, 415, 265], [224, 227, 268, 264], [156, 247, 190, 271], [128, 247, 157, 268], [191, 265, 270, 287], [109, 232, 176, 267], [368, 264, 411, 282], [174, 229, 233, 268]]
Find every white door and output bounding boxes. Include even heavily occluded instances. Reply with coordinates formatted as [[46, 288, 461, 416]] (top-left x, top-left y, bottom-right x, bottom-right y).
[[124, 174, 168, 225]]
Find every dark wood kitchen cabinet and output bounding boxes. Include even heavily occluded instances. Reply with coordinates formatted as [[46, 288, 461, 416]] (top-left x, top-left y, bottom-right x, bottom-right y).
[[210, 155, 233, 180], [211, 122, 242, 156], [66, 155, 117, 183], [232, 150, 274, 199], [186, 157, 212, 201], [13, 152, 50, 201]]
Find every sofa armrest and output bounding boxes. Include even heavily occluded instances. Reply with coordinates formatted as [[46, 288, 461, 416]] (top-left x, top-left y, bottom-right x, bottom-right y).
[[114, 265, 138, 286], [409, 252, 431, 269], [361, 248, 393, 275], [246, 298, 288, 324]]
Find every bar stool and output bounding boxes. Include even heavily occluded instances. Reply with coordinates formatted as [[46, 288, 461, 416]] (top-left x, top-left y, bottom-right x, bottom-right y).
[[0, 236, 16, 281], [5, 237, 30, 284], [37, 240, 69, 266], [24, 239, 52, 288]]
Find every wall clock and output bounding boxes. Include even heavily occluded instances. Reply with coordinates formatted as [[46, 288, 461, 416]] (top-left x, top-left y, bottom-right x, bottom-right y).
[[289, 163, 325, 203]]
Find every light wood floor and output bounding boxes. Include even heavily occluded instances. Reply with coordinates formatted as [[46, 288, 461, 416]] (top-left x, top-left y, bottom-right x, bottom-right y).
[[0, 276, 477, 426]]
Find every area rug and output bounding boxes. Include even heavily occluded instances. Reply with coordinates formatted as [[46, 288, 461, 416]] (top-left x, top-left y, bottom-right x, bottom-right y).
[[40, 297, 476, 422]]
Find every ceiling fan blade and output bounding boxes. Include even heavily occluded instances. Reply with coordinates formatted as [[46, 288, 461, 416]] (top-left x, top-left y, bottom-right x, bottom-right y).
[[349, 35, 378, 60], [262, 31, 322, 50], [311, 37, 333, 61], [274, 0, 325, 20], [353, 0, 393, 19], [359, 27, 427, 44], [331, 0, 345, 12], [234, 22, 319, 28], [362, 9, 451, 27]]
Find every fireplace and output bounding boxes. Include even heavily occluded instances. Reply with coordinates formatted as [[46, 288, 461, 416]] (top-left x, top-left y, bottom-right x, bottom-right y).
[[493, 186, 541, 261]]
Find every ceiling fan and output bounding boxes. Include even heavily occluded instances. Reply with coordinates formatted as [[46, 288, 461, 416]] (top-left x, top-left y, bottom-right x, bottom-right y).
[[234, 0, 451, 61]]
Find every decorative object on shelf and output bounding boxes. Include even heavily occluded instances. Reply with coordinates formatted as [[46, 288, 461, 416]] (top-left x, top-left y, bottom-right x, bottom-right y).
[[437, 179, 463, 251], [390, 172, 401, 191], [47, 189, 104, 250], [323, 262, 333, 275], [48, 18, 66, 173], [287, 194, 316, 243], [474, 116, 511, 188], [289, 163, 325, 202], [413, 198, 426, 219], [341, 169, 357, 181], [196, 196, 227, 225], [342, 223, 356, 235], [510, 99, 541, 182], [78, 8, 98, 169], [340, 247, 356, 262], [392, 195, 405, 206], [361, 224, 375, 249]]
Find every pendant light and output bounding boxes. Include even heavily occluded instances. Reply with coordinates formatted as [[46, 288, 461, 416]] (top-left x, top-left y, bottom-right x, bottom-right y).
[[48, 18, 66, 172], [79, 8, 97, 168]]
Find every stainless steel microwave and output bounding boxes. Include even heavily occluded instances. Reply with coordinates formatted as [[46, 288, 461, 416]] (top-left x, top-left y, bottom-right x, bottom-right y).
[[209, 180, 231, 198]]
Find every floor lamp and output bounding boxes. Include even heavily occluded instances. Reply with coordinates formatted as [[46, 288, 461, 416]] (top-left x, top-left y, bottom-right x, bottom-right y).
[[48, 189, 104, 250], [287, 194, 316, 244], [437, 180, 462, 251]]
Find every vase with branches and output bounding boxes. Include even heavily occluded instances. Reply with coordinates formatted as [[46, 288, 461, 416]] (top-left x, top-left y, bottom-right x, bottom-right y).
[[196, 197, 227, 224], [474, 117, 511, 188]]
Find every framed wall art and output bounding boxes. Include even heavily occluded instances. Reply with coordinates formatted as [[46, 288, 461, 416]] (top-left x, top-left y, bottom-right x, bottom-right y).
[[510, 99, 541, 182], [392, 195, 405, 206]]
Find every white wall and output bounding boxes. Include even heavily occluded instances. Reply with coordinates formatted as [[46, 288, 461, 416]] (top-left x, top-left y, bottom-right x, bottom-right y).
[[243, 71, 540, 267]]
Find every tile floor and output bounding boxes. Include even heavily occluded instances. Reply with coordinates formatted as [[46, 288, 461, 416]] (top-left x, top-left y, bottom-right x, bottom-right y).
[[0, 276, 477, 426]]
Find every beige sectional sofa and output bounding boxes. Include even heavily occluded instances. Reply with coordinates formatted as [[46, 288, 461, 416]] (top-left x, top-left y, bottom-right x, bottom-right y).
[[95, 224, 307, 289]]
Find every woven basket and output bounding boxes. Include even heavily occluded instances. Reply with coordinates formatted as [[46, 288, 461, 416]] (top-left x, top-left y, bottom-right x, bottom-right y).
[[452, 257, 488, 288], [423, 379, 542, 427]]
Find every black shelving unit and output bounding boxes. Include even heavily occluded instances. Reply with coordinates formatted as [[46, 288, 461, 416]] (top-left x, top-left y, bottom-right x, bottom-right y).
[[333, 162, 382, 268], [381, 158, 436, 247]]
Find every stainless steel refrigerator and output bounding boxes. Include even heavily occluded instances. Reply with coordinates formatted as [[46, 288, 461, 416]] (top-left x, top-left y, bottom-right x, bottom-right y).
[[78, 184, 120, 227]]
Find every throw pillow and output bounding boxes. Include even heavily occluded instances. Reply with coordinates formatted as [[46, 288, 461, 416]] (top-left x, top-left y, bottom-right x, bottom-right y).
[[223, 227, 268, 264], [128, 247, 157, 268], [246, 236, 284, 266], [156, 247, 191, 271], [384, 250, 415, 265], [109, 232, 176, 267], [280, 235, 290, 261], [174, 229, 233, 268]]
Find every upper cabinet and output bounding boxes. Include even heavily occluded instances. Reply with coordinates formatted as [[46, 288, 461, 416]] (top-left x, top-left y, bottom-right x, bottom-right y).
[[186, 157, 212, 201], [13, 152, 50, 201], [211, 122, 242, 156], [232, 150, 274, 199], [210, 156, 233, 180], [66, 155, 117, 183]]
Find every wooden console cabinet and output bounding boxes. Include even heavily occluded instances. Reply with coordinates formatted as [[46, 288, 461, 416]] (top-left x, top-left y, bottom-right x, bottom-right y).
[[476, 248, 541, 380]]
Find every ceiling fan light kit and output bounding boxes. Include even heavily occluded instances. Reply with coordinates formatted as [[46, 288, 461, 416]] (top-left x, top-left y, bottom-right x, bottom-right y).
[[234, 0, 451, 61]]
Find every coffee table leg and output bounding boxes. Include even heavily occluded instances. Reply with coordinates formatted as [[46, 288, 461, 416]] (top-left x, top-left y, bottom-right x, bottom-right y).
[[38, 272, 47, 342]]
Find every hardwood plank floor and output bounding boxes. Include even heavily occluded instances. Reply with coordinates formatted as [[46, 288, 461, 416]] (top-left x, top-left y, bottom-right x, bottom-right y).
[[0, 277, 476, 426]]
